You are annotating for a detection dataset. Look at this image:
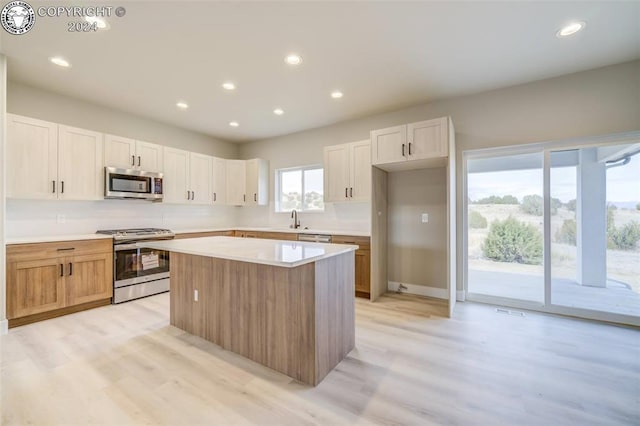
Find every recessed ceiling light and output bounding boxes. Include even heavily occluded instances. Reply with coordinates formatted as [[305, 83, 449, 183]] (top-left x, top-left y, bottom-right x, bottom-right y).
[[331, 91, 343, 99], [273, 108, 284, 115], [229, 121, 239, 127], [556, 21, 586, 38], [284, 54, 302, 65], [49, 56, 71, 68], [176, 101, 189, 110], [222, 82, 236, 91], [85, 16, 109, 30]]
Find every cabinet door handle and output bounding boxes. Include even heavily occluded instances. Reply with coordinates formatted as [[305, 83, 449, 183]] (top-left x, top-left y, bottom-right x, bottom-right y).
[[192, 191, 195, 200], [345, 188, 348, 198], [68, 263, 73, 276], [402, 143, 405, 157], [254, 193, 257, 202], [350, 187, 353, 198], [138, 156, 141, 167], [213, 193, 216, 202], [52, 180, 56, 193], [60, 264, 64, 277], [408, 142, 412, 155], [243, 194, 246, 202], [61, 181, 64, 194]]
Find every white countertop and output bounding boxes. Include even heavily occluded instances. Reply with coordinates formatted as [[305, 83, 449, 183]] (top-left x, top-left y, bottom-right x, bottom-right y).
[[138, 236, 358, 268], [6, 233, 114, 245], [175, 227, 371, 237]]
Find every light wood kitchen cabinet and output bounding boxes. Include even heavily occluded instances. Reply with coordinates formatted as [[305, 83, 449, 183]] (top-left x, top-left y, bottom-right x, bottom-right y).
[[6, 114, 58, 200], [235, 230, 259, 238], [6, 239, 113, 327], [256, 231, 298, 241], [226, 160, 247, 205], [332, 235, 371, 297], [245, 159, 269, 206], [174, 230, 235, 239], [7, 115, 103, 200], [57, 125, 104, 200], [104, 135, 164, 172], [371, 117, 449, 169], [211, 157, 227, 205], [163, 148, 212, 205], [324, 140, 371, 202]]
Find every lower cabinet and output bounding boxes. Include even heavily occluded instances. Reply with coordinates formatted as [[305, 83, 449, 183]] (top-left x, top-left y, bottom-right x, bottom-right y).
[[6, 239, 113, 327], [332, 235, 371, 298]]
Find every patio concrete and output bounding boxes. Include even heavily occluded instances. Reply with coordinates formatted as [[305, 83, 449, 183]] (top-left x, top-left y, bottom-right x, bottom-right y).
[[469, 269, 640, 317]]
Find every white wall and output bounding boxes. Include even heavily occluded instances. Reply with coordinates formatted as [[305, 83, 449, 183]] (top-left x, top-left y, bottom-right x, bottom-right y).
[[1, 55, 7, 333], [6, 81, 241, 237], [239, 60, 640, 290]]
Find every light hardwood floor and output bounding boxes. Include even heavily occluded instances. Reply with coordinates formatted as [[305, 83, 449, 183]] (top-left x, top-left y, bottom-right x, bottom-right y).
[[1, 292, 638, 425]]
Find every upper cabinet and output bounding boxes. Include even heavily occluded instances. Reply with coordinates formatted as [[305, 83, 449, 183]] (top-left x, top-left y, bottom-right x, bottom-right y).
[[104, 134, 163, 172], [245, 159, 269, 206], [324, 140, 371, 202], [211, 157, 227, 205], [7, 114, 103, 201], [225, 159, 269, 206], [371, 116, 450, 170], [163, 147, 213, 205]]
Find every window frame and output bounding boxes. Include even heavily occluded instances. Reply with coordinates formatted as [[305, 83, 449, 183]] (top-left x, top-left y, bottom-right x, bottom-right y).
[[275, 164, 325, 213]]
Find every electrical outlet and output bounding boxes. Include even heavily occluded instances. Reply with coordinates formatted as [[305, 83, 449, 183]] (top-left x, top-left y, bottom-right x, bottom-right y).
[[421, 213, 429, 223], [194, 289, 199, 302], [57, 214, 66, 224]]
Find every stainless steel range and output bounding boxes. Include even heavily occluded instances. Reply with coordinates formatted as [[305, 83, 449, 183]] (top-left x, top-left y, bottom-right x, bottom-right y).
[[96, 228, 175, 303]]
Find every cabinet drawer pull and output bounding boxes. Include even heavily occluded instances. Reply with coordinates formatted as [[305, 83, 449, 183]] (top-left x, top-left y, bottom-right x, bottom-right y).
[[402, 143, 405, 156], [60, 264, 64, 277], [69, 263, 73, 276], [57, 247, 75, 251]]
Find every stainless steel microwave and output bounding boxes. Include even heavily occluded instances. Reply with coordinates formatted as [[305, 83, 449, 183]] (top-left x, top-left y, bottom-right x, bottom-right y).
[[104, 167, 164, 201]]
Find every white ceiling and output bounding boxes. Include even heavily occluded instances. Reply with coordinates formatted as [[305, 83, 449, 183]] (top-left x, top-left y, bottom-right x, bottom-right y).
[[1, 1, 638, 143]]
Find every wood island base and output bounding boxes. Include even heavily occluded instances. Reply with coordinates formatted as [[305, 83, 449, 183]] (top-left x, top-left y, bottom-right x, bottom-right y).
[[170, 251, 356, 386]]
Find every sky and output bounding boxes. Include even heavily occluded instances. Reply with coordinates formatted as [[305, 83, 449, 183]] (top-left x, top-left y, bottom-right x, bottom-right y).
[[468, 156, 640, 204]]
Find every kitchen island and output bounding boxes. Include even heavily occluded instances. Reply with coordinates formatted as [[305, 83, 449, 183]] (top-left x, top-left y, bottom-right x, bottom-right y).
[[138, 236, 357, 386]]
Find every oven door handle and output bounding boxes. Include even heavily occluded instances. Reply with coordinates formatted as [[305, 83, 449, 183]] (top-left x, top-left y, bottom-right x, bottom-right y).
[[114, 243, 141, 251]]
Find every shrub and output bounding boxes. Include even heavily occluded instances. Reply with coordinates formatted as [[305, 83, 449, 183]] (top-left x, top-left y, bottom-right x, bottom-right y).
[[555, 219, 576, 245], [609, 221, 640, 250], [566, 199, 576, 211], [474, 195, 519, 205], [520, 194, 558, 216], [482, 216, 543, 265], [469, 210, 488, 229]]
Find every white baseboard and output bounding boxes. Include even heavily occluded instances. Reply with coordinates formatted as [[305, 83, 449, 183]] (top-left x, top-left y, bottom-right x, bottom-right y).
[[457, 290, 466, 302], [0, 319, 8, 335], [388, 281, 448, 300]]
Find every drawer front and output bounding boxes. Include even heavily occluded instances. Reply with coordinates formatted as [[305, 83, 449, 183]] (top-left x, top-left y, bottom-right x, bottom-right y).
[[175, 231, 234, 239], [258, 232, 298, 241], [7, 239, 113, 262], [331, 235, 370, 250]]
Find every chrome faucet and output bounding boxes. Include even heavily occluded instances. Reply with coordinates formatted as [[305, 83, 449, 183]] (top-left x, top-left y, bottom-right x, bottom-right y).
[[290, 209, 300, 229]]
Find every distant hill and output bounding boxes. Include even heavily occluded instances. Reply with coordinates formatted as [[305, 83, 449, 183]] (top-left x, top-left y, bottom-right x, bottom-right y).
[[608, 201, 640, 210]]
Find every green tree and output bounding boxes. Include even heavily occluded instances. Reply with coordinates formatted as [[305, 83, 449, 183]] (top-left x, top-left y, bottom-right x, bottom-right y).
[[474, 195, 519, 205], [555, 219, 576, 245], [566, 199, 576, 212], [469, 210, 488, 229], [482, 216, 543, 265]]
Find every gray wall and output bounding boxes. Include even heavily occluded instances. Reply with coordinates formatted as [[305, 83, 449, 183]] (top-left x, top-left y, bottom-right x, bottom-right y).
[[239, 60, 640, 291], [7, 81, 239, 159]]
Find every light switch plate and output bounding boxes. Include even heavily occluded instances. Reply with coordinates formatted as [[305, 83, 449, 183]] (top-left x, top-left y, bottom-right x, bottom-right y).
[[421, 213, 429, 223]]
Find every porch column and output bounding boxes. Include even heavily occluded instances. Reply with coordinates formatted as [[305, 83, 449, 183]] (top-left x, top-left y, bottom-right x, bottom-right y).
[[576, 148, 607, 287]]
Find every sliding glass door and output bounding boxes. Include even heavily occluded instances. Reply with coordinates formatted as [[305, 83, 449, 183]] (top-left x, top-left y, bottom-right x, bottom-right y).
[[465, 138, 640, 325]]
